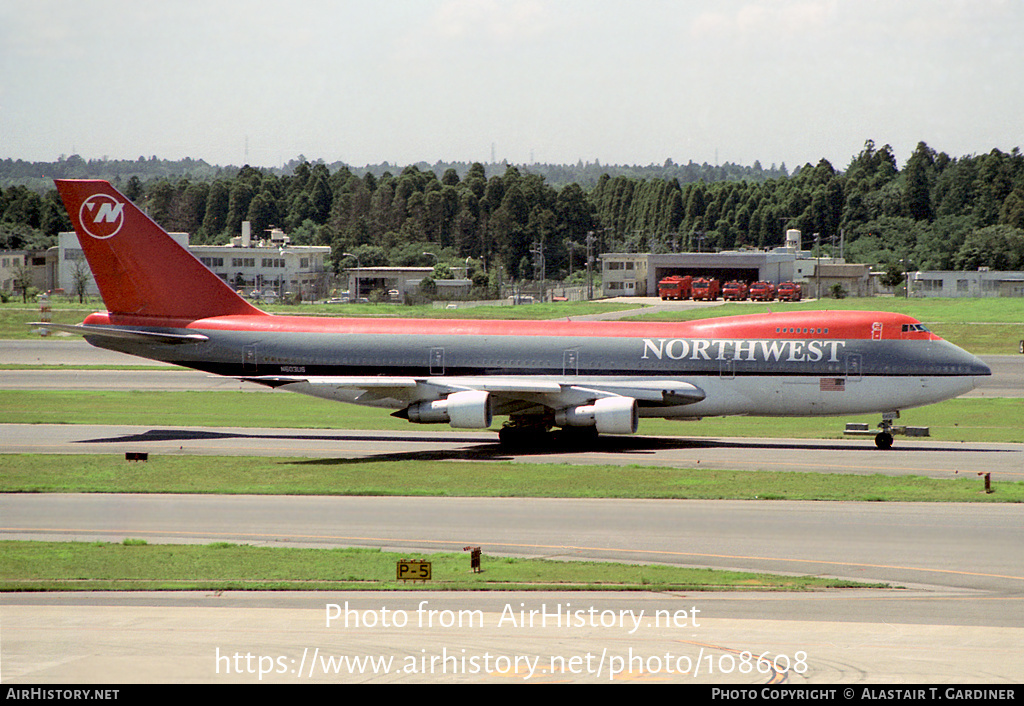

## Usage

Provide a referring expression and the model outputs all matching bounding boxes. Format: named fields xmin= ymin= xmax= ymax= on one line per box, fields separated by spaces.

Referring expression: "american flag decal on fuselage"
xmin=820 ymin=377 xmax=846 ymax=392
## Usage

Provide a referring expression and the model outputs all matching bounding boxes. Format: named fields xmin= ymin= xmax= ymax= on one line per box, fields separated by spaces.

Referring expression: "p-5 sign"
xmin=397 ymin=560 xmax=432 ymax=581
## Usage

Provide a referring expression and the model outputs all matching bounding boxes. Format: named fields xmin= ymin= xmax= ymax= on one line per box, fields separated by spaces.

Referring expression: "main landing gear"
xmin=497 ymin=422 xmax=544 ymax=448
xmin=497 ymin=417 xmax=600 ymax=448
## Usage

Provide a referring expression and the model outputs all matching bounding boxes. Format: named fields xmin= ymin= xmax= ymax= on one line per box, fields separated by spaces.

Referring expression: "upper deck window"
xmin=776 ymin=327 xmax=829 ymax=335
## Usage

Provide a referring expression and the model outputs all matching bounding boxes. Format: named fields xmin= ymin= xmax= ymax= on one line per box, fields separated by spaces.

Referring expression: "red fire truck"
xmin=749 ymin=281 xmax=776 ymax=301
xmin=691 ymin=277 xmax=720 ymax=301
xmin=722 ymin=280 xmax=749 ymax=301
xmin=657 ymin=275 xmax=692 ymax=300
xmin=777 ymin=281 xmax=803 ymax=301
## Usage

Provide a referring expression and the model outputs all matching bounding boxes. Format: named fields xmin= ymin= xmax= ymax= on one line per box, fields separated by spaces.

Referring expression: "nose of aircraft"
xmin=964 ymin=350 xmax=991 ymax=388
xmin=975 ymin=357 xmax=992 ymax=376
xmin=937 ymin=339 xmax=990 ymax=388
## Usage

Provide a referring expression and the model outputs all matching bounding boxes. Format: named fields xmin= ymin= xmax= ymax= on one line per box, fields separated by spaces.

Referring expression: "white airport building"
xmin=909 ymin=269 xmax=1024 ymax=298
xmin=50 ymin=223 xmax=332 ymax=302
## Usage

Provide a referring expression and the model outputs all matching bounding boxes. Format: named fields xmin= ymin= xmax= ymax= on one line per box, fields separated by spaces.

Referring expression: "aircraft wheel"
xmin=498 ymin=425 xmax=549 ymax=448
xmin=874 ymin=432 xmax=894 ymax=449
xmin=556 ymin=426 xmax=599 ymax=447
xmin=497 ymin=426 xmax=525 ymax=447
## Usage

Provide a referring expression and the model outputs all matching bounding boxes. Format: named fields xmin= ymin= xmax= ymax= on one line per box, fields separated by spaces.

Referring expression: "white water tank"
xmin=786 ymin=229 xmax=801 ymax=250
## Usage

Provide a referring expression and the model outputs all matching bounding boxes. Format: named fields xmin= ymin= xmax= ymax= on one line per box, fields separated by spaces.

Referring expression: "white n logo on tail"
xmin=79 ymin=194 xmax=126 ymax=239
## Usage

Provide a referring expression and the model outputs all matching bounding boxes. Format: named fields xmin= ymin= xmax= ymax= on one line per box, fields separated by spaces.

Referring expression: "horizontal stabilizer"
xmin=30 ymin=322 xmax=209 ymax=344
xmin=240 ymin=376 xmax=420 ymax=389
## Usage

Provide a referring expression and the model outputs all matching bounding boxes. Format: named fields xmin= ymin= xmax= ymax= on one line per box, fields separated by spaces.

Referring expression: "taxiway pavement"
xmin=4 ymin=423 xmax=1023 ymax=480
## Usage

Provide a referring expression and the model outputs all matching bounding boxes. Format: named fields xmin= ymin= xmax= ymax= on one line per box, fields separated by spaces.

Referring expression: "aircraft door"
xmin=243 ymin=344 xmax=258 ymax=374
xmin=563 ymin=349 xmax=579 ymax=376
xmin=429 ymin=347 xmax=445 ymax=375
xmin=845 ymin=353 xmax=862 ymax=382
xmin=719 ymin=347 xmax=736 ymax=379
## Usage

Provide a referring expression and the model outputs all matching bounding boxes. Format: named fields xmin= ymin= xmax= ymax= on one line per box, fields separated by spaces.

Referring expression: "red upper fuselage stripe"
xmin=83 ymin=310 xmax=942 ymax=342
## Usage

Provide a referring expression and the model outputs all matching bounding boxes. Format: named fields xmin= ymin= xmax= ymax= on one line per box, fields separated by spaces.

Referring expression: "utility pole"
xmin=530 ymin=241 xmax=546 ymax=303
xmin=586 ymin=231 xmax=596 ymax=300
xmin=814 ymin=233 xmax=821 ymax=300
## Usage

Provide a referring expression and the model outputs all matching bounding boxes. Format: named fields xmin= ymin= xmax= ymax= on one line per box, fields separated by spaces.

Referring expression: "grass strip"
xmin=0 ymin=540 xmax=875 ymax=592
xmin=2 ymin=454 xmax=1020 ymax=501
xmin=3 ymin=391 xmax=1021 ymax=443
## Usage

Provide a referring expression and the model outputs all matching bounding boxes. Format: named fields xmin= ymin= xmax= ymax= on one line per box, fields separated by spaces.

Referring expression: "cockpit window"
xmin=901 ymin=323 xmax=929 ymax=333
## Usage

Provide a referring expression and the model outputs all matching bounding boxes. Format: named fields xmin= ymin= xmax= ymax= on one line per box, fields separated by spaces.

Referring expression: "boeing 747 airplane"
xmin=44 ymin=179 xmax=990 ymax=448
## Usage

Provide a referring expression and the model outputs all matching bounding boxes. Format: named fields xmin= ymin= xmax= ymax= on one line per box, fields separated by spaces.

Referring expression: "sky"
xmin=2 ymin=0 xmax=1022 ymax=172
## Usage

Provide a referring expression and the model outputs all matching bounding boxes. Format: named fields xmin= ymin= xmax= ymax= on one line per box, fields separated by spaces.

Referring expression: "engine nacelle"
xmin=405 ymin=390 xmax=493 ymax=428
xmin=554 ymin=396 xmax=639 ymax=434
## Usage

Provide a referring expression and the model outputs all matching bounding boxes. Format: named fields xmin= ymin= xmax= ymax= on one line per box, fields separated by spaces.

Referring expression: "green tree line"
xmin=3 ymin=140 xmax=1023 ymax=282
xmin=590 ymin=141 xmax=1024 ymax=272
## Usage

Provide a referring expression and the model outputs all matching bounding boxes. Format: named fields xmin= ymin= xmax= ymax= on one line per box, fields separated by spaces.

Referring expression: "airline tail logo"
xmin=79 ymin=194 xmax=126 ymax=239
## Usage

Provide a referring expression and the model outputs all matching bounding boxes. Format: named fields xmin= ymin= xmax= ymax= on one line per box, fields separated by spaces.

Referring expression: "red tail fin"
xmin=55 ymin=179 xmax=264 ymax=320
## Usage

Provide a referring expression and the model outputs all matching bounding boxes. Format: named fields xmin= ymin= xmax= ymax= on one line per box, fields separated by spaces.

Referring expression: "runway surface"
xmin=4 ymin=493 xmax=1022 ymax=593
xmin=3 ymin=338 xmax=1023 ymax=683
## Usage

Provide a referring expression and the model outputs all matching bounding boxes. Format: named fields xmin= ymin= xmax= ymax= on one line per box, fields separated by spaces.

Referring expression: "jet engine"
xmin=405 ymin=390 xmax=493 ymax=428
xmin=554 ymin=396 xmax=639 ymax=434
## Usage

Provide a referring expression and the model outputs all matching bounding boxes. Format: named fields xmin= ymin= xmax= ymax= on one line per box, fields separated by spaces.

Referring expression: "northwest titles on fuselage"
xmin=641 ymin=337 xmax=847 ymax=364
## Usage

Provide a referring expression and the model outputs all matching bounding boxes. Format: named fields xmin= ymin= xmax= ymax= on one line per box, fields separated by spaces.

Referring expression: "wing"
xmin=241 ymin=374 xmax=704 ymax=404
xmin=241 ymin=375 xmax=706 ymax=429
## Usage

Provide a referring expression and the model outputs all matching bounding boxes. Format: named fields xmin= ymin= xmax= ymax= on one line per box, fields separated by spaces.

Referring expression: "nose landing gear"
xmin=843 ymin=411 xmax=930 ymax=449
xmin=875 ymin=428 xmax=894 ymax=450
